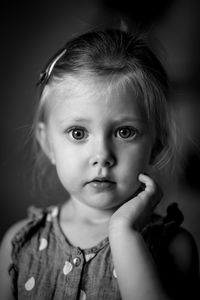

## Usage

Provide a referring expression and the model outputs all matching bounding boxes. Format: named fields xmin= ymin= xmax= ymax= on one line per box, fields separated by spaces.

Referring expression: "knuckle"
xmin=138 ymin=193 xmax=146 ymax=201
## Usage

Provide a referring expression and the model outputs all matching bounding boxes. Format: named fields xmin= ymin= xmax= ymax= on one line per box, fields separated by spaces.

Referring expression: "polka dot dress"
xmin=63 ymin=261 xmax=73 ymax=275
xmin=11 ymin=204 xmax=176 ymax=299
xmin=39 ymin=238 xmax=48 ymax=251
xmin=25 ymin=277 xmax=35 ymax=291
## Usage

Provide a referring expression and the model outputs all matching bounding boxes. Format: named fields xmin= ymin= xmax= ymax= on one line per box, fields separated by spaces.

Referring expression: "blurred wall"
xmin=0 ymin=0 xmax=106 ymax=237
xmin=1 ymin=0 xmax=200 ymax=265
xmin=104 ymin=0 xmax=200 ymax=267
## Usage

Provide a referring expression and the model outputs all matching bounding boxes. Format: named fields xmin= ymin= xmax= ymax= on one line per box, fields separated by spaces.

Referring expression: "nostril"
xmin=90 ymin=154 xmax=115 ymax=168
xmin=105 ymin=160 xmax=114 ymax=167
xmin=91 ymin=156 xmax=116 ymax=168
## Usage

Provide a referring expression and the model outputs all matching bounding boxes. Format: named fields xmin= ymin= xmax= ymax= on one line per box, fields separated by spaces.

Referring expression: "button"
xmin=73 ymin=257 xmax=81 ymax=266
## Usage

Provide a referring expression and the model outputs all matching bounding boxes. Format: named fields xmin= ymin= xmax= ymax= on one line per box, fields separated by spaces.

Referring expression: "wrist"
xmin=109 ymin=218 xmax=141 ymax=240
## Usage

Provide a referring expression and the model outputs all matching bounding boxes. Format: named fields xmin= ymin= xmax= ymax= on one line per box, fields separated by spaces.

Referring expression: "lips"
xmin=87 ymin=177 xmax=116 ymax=191
xmin=89 ymin=177 xmax=115 ymax=184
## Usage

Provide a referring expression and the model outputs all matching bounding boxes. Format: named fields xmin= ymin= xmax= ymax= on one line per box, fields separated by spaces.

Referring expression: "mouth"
xmin=86 ymin=177 xmax=116 ymax=191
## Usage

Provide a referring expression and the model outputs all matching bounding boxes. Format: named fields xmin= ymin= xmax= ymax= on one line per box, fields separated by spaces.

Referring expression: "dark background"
xmin=1 ymin=0 xmax=200 ymax=267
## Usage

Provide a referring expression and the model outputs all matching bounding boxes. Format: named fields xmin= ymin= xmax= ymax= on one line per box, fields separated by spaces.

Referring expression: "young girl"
xmin=0 ymin=28 xmax=199 ymax=300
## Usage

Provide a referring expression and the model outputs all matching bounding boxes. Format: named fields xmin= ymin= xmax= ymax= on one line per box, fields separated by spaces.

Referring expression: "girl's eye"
xmin=115 ymin=127 xmax=138 ymax=139
xmin=67 ymin=127 xmax=88 ymax=140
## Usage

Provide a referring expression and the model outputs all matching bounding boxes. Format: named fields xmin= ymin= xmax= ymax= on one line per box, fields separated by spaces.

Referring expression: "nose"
xmin=89 ymin=137 xmax=116 ymax=168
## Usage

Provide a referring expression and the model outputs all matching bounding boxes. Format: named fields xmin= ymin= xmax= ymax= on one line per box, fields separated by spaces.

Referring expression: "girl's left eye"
xmin=67 ymin=127 xmax=88 ymax=140
xmin=115 ymin=127 xmax=138 ymax=139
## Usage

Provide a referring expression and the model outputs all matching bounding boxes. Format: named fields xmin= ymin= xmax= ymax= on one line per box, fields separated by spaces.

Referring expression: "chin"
xmin=85 ymin=193 xmax=125 ymax=210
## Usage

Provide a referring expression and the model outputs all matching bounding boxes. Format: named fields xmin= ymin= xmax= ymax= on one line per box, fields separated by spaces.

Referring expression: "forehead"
xmin=44 ymin=75 xmax=146 ymax=122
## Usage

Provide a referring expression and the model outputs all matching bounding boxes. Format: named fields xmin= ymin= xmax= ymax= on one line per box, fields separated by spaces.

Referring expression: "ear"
xmin=36 ymin=122 xmax=56 ymax=165
xmin=149 ymin=139 xmax=164 ymax=165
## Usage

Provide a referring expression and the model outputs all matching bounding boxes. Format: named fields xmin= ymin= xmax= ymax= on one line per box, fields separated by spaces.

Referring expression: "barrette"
xmin=37 ymin=48 xmax=67 ymax=86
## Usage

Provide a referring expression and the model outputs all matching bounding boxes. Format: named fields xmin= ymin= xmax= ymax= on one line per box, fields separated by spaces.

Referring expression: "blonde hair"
xmin=32 ymin=29 xmax=177 ymax=193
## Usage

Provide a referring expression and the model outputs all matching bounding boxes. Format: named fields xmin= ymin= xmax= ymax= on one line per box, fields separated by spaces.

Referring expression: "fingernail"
xmin=138 ymin=173 xmax=147 ymax=179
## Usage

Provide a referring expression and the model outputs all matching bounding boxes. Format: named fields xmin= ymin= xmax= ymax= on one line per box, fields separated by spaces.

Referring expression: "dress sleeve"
xmin=142 ymin=202 xmax=184 ymax=260
xmin=8 ymin=206 xmax=47 ymax=298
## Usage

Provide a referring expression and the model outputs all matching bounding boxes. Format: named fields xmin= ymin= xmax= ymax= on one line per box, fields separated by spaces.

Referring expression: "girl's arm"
xmin=110 ymin=226 xmax=169 ymax=300
xmin=0 ymin=219 xmax=28 ymax=300
xmin=109 ymin=174 xmax=199 ymax=300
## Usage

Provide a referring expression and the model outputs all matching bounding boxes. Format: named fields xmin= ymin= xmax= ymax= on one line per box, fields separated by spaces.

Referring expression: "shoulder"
xmin=0 ymin=219 xmax=29 ymax=256
xmin=155 ymin=202 xmax=198 ymax=275
xmin=0 ymin=206 xmax=53 ymax=264
xmin=0 ymin=219 xmax=29 ymax=265
xmin=166 ymin=227 xmax=199 ymax=274
xmin=0 ymin=219 xmax=29 ymax=300
xmin=160 ymin=226 xmax=199 ymax=299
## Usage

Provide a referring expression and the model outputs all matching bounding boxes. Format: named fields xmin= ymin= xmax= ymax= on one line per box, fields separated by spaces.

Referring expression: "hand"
xmin=109 ymin=174 xmax=163 ymax=233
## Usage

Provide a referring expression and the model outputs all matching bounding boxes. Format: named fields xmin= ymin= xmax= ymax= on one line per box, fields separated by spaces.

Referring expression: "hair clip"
xmin=37 ymin=48 xmax=67 ymax=86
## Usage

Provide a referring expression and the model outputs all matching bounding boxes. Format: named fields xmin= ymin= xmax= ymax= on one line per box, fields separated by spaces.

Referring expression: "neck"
xmin=62 ymin=196 xmax=115 ymax=225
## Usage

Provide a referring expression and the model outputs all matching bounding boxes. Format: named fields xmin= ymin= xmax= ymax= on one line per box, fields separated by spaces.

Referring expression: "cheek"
xmin=118 ymin=146 xmax=152 ymax=195
xmin=55 ymin=160 xmax=79 ymax=193
xmin=119 ymin=144 xmax=152 ymax=176
xmin=53 ymin=146 xmax=85 ymax=184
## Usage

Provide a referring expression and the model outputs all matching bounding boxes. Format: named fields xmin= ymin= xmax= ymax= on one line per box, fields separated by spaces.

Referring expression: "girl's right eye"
xmin=66 ymin=127 xmax=88 ymax=141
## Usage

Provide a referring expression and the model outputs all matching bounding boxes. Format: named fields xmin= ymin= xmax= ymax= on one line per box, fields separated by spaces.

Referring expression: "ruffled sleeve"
xmin=8 ymin=206 xmax=47 ymax=299
xmin=142 ymin=202 xmax=184 ymax=260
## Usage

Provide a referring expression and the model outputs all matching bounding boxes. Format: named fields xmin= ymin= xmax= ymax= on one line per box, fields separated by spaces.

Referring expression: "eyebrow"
xmin=112 ymin=117 xmax=146 ymax=124
xmin=59 ymin=118 xmax=93 ymax=125
xmin=59 ymin=116 xmax=146 ymax=126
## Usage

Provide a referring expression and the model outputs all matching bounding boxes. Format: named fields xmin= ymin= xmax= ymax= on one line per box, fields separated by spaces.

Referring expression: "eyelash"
xmin=115 ymin=126 xmax=139 ymax=140
xmin=65 ymin=126 xmax=139 ymax=141
xmin=66 ymin=127 xmax=89 ymax=141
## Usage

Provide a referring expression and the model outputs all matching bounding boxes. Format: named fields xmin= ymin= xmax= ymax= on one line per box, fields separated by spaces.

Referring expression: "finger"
xmin=138 ymin=173 xmax=155 ymax=195
xmin=138 ymin=174 xmax=162 ymax=207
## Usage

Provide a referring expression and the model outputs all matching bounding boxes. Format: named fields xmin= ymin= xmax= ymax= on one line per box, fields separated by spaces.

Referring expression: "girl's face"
xmin=42 ymin=77 xmax=155 ymax=211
